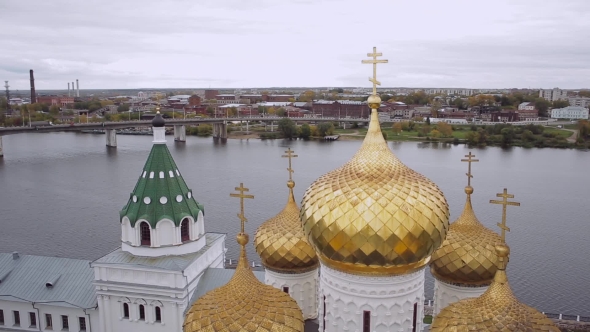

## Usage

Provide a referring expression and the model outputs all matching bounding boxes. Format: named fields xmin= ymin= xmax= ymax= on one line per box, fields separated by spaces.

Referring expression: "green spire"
xmin=120 ymin=144 xmax=203 ymax=228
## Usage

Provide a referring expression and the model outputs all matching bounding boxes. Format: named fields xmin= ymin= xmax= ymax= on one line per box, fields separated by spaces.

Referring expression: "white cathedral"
xmin=0 ymin=48 xmax=558 ymax=332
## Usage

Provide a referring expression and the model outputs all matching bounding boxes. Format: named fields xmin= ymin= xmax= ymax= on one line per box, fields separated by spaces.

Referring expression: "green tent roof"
xmin=120 ymin=144 xmax=203 ymax=228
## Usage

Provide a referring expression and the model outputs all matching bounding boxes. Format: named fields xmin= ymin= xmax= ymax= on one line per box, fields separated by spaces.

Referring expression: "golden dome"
xmin=254 ymin=179 xmax=319 ymax=273
xmin=430 ymin=186 xmax=503 ymax=285
xmin=184 ymin=183 xmax=304 ymax=332
xmin=184 ymin=234 xmax=304 ymax=332
xmin=431 ymin=244 xmax=559 ymax=331
xmin=300 ymin=109 xmax=450 ymax=275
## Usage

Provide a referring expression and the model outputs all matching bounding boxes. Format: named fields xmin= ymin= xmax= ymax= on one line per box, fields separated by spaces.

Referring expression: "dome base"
xmin=319 ymin=263 xmax=426 ymax=332
xmin=318 ymin=253 xmax=431 ymax=276
xmin=433 ymin=278 xmax=488 ymax=316
xmin=266 ymin=268 xmax=319 ymax=320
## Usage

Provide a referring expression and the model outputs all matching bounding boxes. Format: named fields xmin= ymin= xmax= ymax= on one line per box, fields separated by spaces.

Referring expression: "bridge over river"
xmin=0 ymin=116 xmax=372 ymax=157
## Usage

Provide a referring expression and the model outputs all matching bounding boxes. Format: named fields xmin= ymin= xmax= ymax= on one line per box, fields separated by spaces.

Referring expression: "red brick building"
xmin=311 ymin=100 xmax=370 ymax=118
xmin=188 ymin=95 xmax=201 ymax=106
xmin=205 ymin=90 xmax=219 ymax=100
xmin=517 ymin=109 xmax=539 ymax=121
xmin=263 ymin=94 xmax=294 ymax=102
xmin=37 ymin=95 xmax=74 ymax=107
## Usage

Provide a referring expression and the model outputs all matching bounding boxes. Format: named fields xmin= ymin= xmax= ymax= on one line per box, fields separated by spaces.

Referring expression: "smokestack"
xmin=68 ymin=82 xmax=70 ymax=97
xmin=72 ymin=82 xmax=75 ymax=96
xmin=29 ymin=70 xmax=36 ymax=104
xmin=76 ymin=79 xmax=79 ymax=97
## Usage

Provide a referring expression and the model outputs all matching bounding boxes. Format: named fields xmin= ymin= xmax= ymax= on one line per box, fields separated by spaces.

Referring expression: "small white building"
xmin=569 ymin=97 xmax=590 ymax=108
xmin=518 ymin=102 xmax=535 ymax=111
xmin=551 ymin=106 xmax=589 ymax=120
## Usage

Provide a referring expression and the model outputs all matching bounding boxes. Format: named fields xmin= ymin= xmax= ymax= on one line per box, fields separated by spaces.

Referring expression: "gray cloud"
xmin=1 ymin=0 xmax=588 ymax=90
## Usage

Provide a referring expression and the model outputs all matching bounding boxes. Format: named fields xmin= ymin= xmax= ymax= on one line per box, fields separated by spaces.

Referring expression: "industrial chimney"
xmin=76 ymin=79 xmax=79 ymax=97
xmin=68 ymin=82 xmax=70 ymax=97
xmin=29 ymin=70 xmax=36 ymax=104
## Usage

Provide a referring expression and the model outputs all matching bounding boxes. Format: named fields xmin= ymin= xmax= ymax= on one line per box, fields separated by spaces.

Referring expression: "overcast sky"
xmin=1 ymin=0 xmax=589 ymax=90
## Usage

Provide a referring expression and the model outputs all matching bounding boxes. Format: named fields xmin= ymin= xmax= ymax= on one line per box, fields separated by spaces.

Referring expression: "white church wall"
xmin=121 ymin=217 xmax=133 ymax=244
xmin=265 ymin=268 xmax=318 ymax=320
xmin=0 ymin=300 xmax=92 ymax=332
xmin=319 ymin=265 xmax=426 ymax=332
xmin=433 ymin=279 xmax=488 ymax=316
xmin=155 ymin=219 xmax=175 ymax=246
xmin=121 ymin=233 xmax=206 ymax=257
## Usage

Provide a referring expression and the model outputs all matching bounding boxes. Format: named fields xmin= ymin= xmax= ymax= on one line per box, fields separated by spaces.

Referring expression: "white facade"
xmin=432 ymin=279 xmax=488 ymax=316
xmin=319 ymin=265 xmax=425 ymax=332
xmin=539 ymin=88 xmax=568 ymax=101
xmin=265 ymin=268 xmax=319 ymax=320
xmin=0 ymin=300 xmax=98 ymax=332
xmin=518 ymin=102 xmax=535 ymax=111
xmin=551 ymin=106 xmax=589 ymax=119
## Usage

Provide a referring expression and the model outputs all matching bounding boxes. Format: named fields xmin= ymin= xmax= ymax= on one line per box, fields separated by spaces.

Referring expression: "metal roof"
xmin=92 ymin=233 xmax=224 ymax=271
xmin=0 ymin=253 xmax=96 ymax=309
xmin=188 ymin=267 xmax=265 ymax=309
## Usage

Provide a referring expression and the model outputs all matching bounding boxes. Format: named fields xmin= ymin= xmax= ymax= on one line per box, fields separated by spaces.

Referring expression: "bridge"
xmin=0 ymin=116 xmax=371 ymax=157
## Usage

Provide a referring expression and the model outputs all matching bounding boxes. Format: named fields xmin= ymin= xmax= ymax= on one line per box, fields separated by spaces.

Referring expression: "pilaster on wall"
xmin=432 ymin=279 xmax=488 ymax=316
xmin=265 ymin=268 xmax=319 ymax=320
xmin=319 ymin=264 xmax=426 ymax=332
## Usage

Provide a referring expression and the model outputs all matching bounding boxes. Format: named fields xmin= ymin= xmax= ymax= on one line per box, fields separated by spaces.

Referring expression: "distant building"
xmin=424 ymin=88 xmax=476 ymax=96
xmin=311 ymin=100 xmax=370 ymax=118
xmin=518 ymin=102 xmax=535 ymax=111
xmin=37 ymin=95 xmax=74 ymax=107
xmin=517 ymin=109 xmax=539 ymax=121
xmin=263 ymin=94 xmax=294 ymax=102
xmin=568 ymin=97 xmax=590 ymax=108
xmin=539 ymin=88 xmax=568 ymax=101
xmin=204 ymin=89 xmax=219 ymax=100
xmin=551 ymin=106 xmax=589 ymax=120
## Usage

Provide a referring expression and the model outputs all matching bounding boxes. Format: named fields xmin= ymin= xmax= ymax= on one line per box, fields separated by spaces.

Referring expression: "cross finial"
xmin=361 ymin=47 xmax=388 ymax=95
xmin=490 ymin=188 xmax=521 ymax=242
xmin=282 ymin=148 xmax=298 ymax=181
xmin=461 ymin=152 xmax=479 ymax=187
xmin=230 ymin=183 xmax=254 ymax=234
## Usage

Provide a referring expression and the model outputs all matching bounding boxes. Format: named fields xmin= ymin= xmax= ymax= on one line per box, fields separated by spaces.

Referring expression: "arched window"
xmin=180 ymin=218 xmax=190 ymax=242
xmin=140 ymin=222 xmax=151 ymax=246
xmin=123 ymin=303 xmax=129 ymax=319
xmin=155 ymin=307 xmax=161 ymax=322
xmin=139 ymin=305 xmax=145 ymax=321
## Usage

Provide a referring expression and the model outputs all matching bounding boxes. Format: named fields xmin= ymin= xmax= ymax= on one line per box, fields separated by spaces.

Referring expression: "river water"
xmin=0 ymin=132 xmax=588 ymax=315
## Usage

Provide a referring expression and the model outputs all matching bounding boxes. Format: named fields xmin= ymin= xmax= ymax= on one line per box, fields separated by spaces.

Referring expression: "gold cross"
xmin=282 ymin=148 xmax=298 ymax=181
xmin=230 ymin=183 xmax=254 ymax=234
xmin=361 ymin=47 xmax=388 ymax=95
xmin=461 ymin=152 xmax=479 ymax=187
xmin=490 ymin=188 xmax=520 ymax=242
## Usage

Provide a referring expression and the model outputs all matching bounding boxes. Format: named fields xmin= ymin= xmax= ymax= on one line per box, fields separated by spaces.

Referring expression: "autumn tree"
xmin=49 ymin=105 xmax=60 ymax=116
xmin=430 ymin=100 xmax=442 ymax=118
xmin=436 ymin=122 xmax=453 ymax=137
xmin=552 ymin=100 xmax=570 ymax=109
xmin=317 ymin=122 xmax=335 ymax=137
xmin=430 ymin=129 xmax=441 ymax=138
xmin=298 ymin=90 xmax=316 ymax=102
xmin=278 ymin=118 xmax=297 ymax=139
xmin=392 ymin=122 xmax=402 ymax=135
xmin=468 ymin=95 xmax=497 ymax=107
xmin=299 ymin=123 xmax=311 ymax=139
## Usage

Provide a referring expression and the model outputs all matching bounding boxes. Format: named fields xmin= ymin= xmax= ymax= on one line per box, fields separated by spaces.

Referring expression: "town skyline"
xmin=1 ymin=0 xmax=589 ymax=90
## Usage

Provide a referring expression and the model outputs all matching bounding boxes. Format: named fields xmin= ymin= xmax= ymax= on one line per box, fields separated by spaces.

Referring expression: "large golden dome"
xmin=430 ymin=185 xmax=503 ymax=285
xmin=300 ymin=109 xmax=450 ymax=275
xmin=255 ymin=179 xmax=319 ymax=273
xmin=431 ymin=244 xmax=559 ymax=332
xmin=184 ymin=233 xmax=304 ymax=332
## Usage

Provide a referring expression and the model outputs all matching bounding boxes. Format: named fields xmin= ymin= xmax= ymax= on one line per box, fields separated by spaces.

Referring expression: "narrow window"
xmin=45 ymin=314 xmax=52 ymax=329
xmin=0 ymin=310 xmax=4 ymax=325
xmin=140 ymin=222 xmax=151 ymax=246
xmin=282 ymin=286 xmax=289 ymax=294
xmin=412 ymin=302 xmax=418 ymax=332
xmin=13 ymin=311 xmax=20 ymax=326
xmin=29 ymin=312 xmax=36 ymax=327
xmin=181 ymin=218 xmax=190 ymax=242
xmin=363 ymin=311 xmax=370 ymax=332
xmin=79 ymin=317 xmax=86 ymax=331
xmin=155 ymin=307 xmax=161 ymax=323
xmin=139 ymin=305 xmax=145 ymax=320
xmin=61 ymin=315 xmax=69 ymax=331
xmin=123 ymin=303 xmax=129 ymax=319
xmin=322 ymin=296 xmax=326 ymax=332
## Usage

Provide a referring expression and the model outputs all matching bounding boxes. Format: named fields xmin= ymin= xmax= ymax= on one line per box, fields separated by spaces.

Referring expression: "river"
xmin=0 ymin=132 xmax=588 ymax=315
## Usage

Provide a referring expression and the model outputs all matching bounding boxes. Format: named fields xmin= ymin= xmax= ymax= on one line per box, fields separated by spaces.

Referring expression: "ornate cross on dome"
xmin=230 ymin=183 xmax=254 ymax=234
xmin=490 ymin=188 xmax=521 ymax=241
xmin=361 ymin=46 xmax=388 ymax=95
xmin=282 ymin=148 xmax=298 ymax=181
xmin=461 ymin=152 xmax=479 ymax=187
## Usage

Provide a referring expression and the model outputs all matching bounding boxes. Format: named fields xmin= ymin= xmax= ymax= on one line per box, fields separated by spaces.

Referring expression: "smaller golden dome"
xmin=431 ymin=244 xmax=559 ymax=331
xmin=254 ymin=152 xmax=318 ymax=273
xmin=430 ymin=186 xmax=503 ymax=285
xmin=184 ymin=183 xmax=304 ymax=332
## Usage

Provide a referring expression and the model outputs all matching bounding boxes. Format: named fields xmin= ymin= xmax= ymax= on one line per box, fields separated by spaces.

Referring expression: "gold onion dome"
xmin=254 ymin=152 xmax=318 ymax=272
xmin=300 ymin=108 xmax=450 ymax=275
xmin=430 ymin=184 xmax=503 ymax=285
xmin=431 ymin=244 xmax=559 ymax=331
xmin=184 ymin=184 xmax=304 ymax=332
